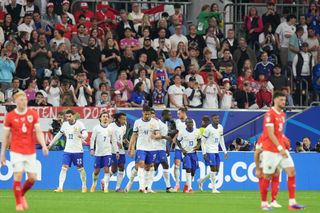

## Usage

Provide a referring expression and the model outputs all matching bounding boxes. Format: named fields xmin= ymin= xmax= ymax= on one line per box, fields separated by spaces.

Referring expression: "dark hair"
xmin=143 ymin=105 xmax=152 ymax=112
xmin=296 ymin=26 xmax=304 ymax=33
xmin=57 ymin=111 xmax=65 ymax=116
xmin=35 ymin=92 xmax=43 ymax=97
xmin=212 ymin=114 xmax=219 ymax=118
xmin=161 ymin=109 xmax=171 ymax=117
xmin=273 ymin=91 xmax=285 ymax=100
xmin=201 ymin=115 xmax=210 ymax=122
xmin=99 ymin=82 xmax=107 ymax=89
xmin=174 ymin=3 xmax=181 ymax=9
xmin=134 ymin=82 xmax=144 ymax=93
xmin=101 ymin=92 xmax=108 ymax=96
xmin=113 ymin=112 xmax=126 ymax=122
xmin=286 ymin=14 xmax=297 ymax=22
xmin=65 ymin=109 xmax=75 ymax=115
xmin=77 ymin=24 xmax=85 ymax=29
xmin=178 ymin=107 xmax=188 ymax=113
xmin=78 ymin=14 xmax=86 ymax=20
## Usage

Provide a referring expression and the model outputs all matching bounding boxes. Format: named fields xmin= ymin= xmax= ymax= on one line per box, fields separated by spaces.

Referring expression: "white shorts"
xmin=10 ymin=152 xmax=37 ymax=173
xmin=262 ymin=150 xmax=294 ymax=174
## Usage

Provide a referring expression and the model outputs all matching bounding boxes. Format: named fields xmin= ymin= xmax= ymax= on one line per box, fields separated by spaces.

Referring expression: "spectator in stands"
xmin=138 ymin=15 xmax=152 ymax=38
xmin=114 ymin=71 xmax=134 ymax=103
xmin=185 ymin=64 xmax=204 ymax=87
xmin=222 ymin=62 xmax=237 ymax=90
xmin=275 ymin=14 xmax=296 ymax=67
xmin=90 ymin=28 xmax=104 ymax=50
xmin=153 ymin=58 xmax=169 ymax=89
xmin=177 ymin=41 xmax=189 ymax=67
xmin=101 ymin=38 xmax=121 ymax=87
xmin=96 ymin=91 xmax=110 ymax=107
xmin=71 ymin=24 xmax=89 ymax=48
xmin=262 ymin=1 xmax=280 ymax=34
xmin=93 ymin=70 xmax=111 ymax=92
xmin=186 ymin=47 xmax=200 ymax=71
xmin=28 ymin=91 xmax=52 ymax=106
xmin=0 ymin=49 xmax=16 ymax=92
xmin=185 ymin=76 xmax=204 ymax=108
xmin=5 ymin=0 xmax=24 ymax=25
xmin=169 ymin=24 xmax=188 ymax=50
xmin=243 ymin=7 xmax=263 ymax=49
xmin=30 ymin=33 xmax=52 ymax=79
xmin=299 ymin=15 xmax=308 ymax=42
xmin=95 ymin=82 xmax=110 ymax=105
xmin=24 ymin=78 xmax=37 ymax=101
xmin=118 ymin=10 xmax=136 ymax=40
xmin=269 ymin=64 xmax=289 ymax=91
xmin=199 ymin=47 xmax=222 ymax=84
xmin=5 ymin=78 xmax=21 ymax=102
xmin=220 ymin=79 xmax=233 ymax=109
xmin=119 ymin=47 xmax=136 ymax=79
xmin=165 ymin=49 xmax=185 ymax=79
xmin=210 ymin=3 xmax=224 ymax=28
xmin=96 ymin=1 xmax=116 ymax=31
xmin=59 ymin=0 xmax=75 ymax=25
xmin=15 ymin=50 xmax=33 ymax=89
xmin=74 ymin=2 xmax=94 ymax=23
xmin=218 ymin=49 xmax=236 ymax=74
xmin=259 ymin=23 xmax=276 ymax=54
xmin=133 ymin=53 xmax=151 ymax=78
xmin=0 ymin=4 xmax=6 ymax=25
xmin=74 ymin=72 xmax=93 ymax=106
xmin=130 ymin=82 xmax=147 ymax=107
xmin=154 ymin=18 xmax=170 ymax=39
xmin=61 ymin=60 xmax=81 ymax=85
xmin=254 ymin=51 xmax=274 ymax=79
xmin=233 ymin=38 xmax=257 ymax=74
xmin=82 ymin=37 xmax=102 ymax=83
xmin=169 ymin=15 xmax=187 ymax=36
xmin=2 ymin=14 xmax=18 ymax=41
xmin=32 ymin=11 xmax=50 ymax=38
xmin=234 ymin=81 xmax=258 ymax=109
xmin=49 ymin=29 xmax=71 ymax=51
xmin=152 ymin=79 xmax=167 ymax=108
xmin=282 ymin=87 xmax=294 ymax=107
xmin=187 ymin=24 xmax=206 ymax=56
xmin=168 ymin=74 xmax=187 ymax=108
xmin=42 ymin=2 xmax=59 ymax=30
xmin=136 ymin=37 xmax=158 ymax=67
xmin=44 ymin=76 xmax=60 ymax=106
xmin=128 ymin=3 xmax=144 ymax=33
xmin=306 ymin=27 xmax=319 ymax=63
xmin=204 ymin=26 xmax=220 ymax=62
xmin=306 ymin=2 xmax=320 ymax=35
xmin=288 ymin=26 xmax=304 ymax=64
xmin=153 ymin=28 xmax=171 ymax=55
xmin=68 ymin=44 xmax=84 ymax=62
xmin=55 ymin=12 xmax=73 ymax=40
xmin=222 ymin=29 xmax=238 ymax=55
xmin=134 ymin=68 xmax=152 ymax=95
xmin=202 ymin=73 xmax=220 ymax=109
xmin=171 ymin=3 xmax=183 ymax=25
xmin=0 ymin=84 xmax=4 ymax=103
xmin=120 ymin=28 xmax=140 ymax=52
xmin=256 ymin=82 xmax=272 ymax=108
xmin=138 ymin=26 xmax=152 ymax=47
xmin=17 ymin=13 xmax=33 ymax=40
xmin=207 ymin=16 xmax=224 ymax=40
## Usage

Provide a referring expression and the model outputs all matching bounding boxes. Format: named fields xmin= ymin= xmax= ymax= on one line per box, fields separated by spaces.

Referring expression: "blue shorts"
xmin=174 ymin=149 xmax=183 ymax=161
xmin=94 ymin=155 xmax=112 ymax=169
xmin=135 ymin=150 xmax=157 ymax=165
xmin=62 ymin=152 xmax=83 ymax=167
xmin=155 ymin=150 xmax=168 ymax=165
xmin=111 ymin=154 xmax=126 ymax=166
xmin=183 ymin=152 xmax=199 ymax=171
xmin=206 ymin=153 xmax=220 ymax=167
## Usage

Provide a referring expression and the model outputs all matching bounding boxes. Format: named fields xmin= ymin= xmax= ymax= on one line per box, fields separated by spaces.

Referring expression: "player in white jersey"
xmin=128 ymin=106 xmax=161 ymax=193
xmin=48 ymin=110 xmax=88 ymax=193
xmin=109 ymin=113 xmax=127 ymax=192
xmin=173 ymin=107 xmax=196 ymax=192
xmin=197 ymin=114 xmax=227 ymax=193
xmin=176 ymin=118 xmax=201 ymax=193
xmin=89 ymin=111 xmax=112 ymax=193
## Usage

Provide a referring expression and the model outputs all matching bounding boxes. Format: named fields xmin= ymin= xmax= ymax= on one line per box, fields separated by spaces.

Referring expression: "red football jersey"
xmin=4 ymin=109 xmax=39 ymax=154
xmin=259 ymin=107 xmax=286 ymax=153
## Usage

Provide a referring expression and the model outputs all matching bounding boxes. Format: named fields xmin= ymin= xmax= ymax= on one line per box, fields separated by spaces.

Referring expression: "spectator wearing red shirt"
xmin=243 ymin=7 xmax=264 ymax=49
xmin=237 ymin=68 xmax=256 ymax=91
xmin=72 ymin=15 xmax=92 ymax=35
xmin=0 ymin=4 xmax=6 ymax=25
xmin=89 ymin=18 xmax=105 ymax=41
xmin=199 ymin=48 xmax=222 ymax=84
xmin=256 ymin=82 xmax=272 ymax=108
xmin=55 ymin=13 xmax=74 ymax=40
xmin=74 ymin=2 xmax=94 ymax=24
xmin=96 ymin=1 xmax=116 ymax=31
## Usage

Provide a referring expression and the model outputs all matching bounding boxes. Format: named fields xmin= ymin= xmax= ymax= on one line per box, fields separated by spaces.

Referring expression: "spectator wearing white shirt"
xmin=46 ymin=76 xmax=61 ymax=106
xmin=169 ymin=24 xmax=188 ymax=51
xmin=134 ymin=68 xmax=152 ymax=95
xmin=128 ymin=3 xmax=144 ymax=33
xmin=202 ymin=73 xmax=221 ymax=109
xmin=185 ymin=76 xmax=205 ymax=108
xmin=153 ymin=28 xmax=171 ymax=54
xmin=75 ymin=72 xmax=93 ymax=106
xmin=184 ymin=64 xmax=204 ymax=87
xmin=17 ymin=13 xmax=33 ymax=40
xmin=168 ymin=75 xmax=187 ymax=108
xmin=305 ymin=27 xmax=319 ymax=64
xmin=275 ymin=14 xmax=296 ymax=67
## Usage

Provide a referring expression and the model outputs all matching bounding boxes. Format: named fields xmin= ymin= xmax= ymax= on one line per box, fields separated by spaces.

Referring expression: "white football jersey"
xmin=90 ymin=124 xmax=112 ymax=156
xmin=153 ymin=119 xmax=168 ymax=151
xmin=175 ymin=118 xmax=196 ymax=150
xmin=202 ymin=124 xmax=227 ymax=154
xmin=109 ymin=122 xmax=127 ymax=154
xmin=133 ymin=118 xmax=160 ymax=151
xmin=60 ymin=120 xmax=87 ymax=153
xmin=177 ymin=128 xmax=201 ymax=153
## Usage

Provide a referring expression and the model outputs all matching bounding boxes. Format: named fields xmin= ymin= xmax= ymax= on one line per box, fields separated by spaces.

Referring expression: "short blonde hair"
xmin=13 ymin=91 xmax=27 ymax=100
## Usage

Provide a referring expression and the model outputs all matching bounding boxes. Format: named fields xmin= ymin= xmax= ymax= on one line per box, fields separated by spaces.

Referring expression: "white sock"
xmin=116 ymin=171 xmax=124 ymax=190
xmin=104 ymin=173 xmax=110 ymax=190
xmin=261 ymin=201 xmax=268 ymax=206
xmin=78 ymin=167 xmax=87 ymax=188
xmin=92 ymin=172 xmax=98 ymax=186
xmin=289 ymin=199 xmax=297 ymax=205
xmin=138 ymin=167 xmax=145 ymax=190
xmin=58 ymin=167 xmax=67 ymax=189
xmin=174 ymin=165 xmax=180 ymax=186
xmin=145 ymin=170 xmax=151 ymax=189
xmin=147 ymin=168 xmax=155 ymax=190
xmin=199 ymin=173 xmax=210 ymax=183
xmin=186 ymin=173 xmax=191 ymax=189
xmin=210 ymin=171 xmax=217 ymax=190
xmin=163 ymin=169 xmax=171 ymax=188
xmin=110 ymin=170 xmax=114 ymax=176
xmin=129 ymin=168 xmax=138 ymax=184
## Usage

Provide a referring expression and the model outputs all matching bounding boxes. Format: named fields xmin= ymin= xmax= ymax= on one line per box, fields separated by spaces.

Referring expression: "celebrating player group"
xmin=0 ymin=91 xmax=305 ymax=211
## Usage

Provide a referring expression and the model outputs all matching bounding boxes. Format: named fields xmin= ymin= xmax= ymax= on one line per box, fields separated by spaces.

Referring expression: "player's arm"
xmin=0 ymin=127 xmax=11 ymax=165
xmin=128 ymin=132 xmax=137 ymax=157
xmin=151 ymin=130 xmax=161 ymax=140
xmin=219 ymin=129 xmax=228 ymax=160
xmin=48 ymin=130 xmax=64 ymax=149
xmin=35 ymin=124 xmax=49 ymax=156
xmin=254 ymin=146 xmax=262 ymax=178
xmin=176 ymin=133 xmax=186 ymax=154
xmin=111 ymin=128 xmax=121 ymax=158
xmin=79 ymin=122 xmax=88 ymax=140
xmin=267 ymin=125 xmax=288 ymax=158
xmin=89 ymin=127 xmax=97 ymax=156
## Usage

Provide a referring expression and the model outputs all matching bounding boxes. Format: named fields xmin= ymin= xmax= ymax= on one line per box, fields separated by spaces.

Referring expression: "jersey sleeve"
xmin=59 ymin=122 xmax=66 ymax=134
xmin=133 ymin=120 xmax=138 ymax=133
xmin=202 ymin=127 xmax=210 ymax=139
xmin=3 ymin=113 xmax=12 ymax=129
xmin=196 ymin=129 xmax=201 ymax=140
xmin=264 ymin=111 xmax=275 ymax=127
xmin=177 ymin=131 xmax=183 ymax=142
xmin=79 ymin=121 xmax=87 ymax=133
xmin=90 ymin=126 xmax=97 ymax=150
xmin=153 ymin=119 xmax=160 ymax=132
xmin=32 ymin=110 xmax=39 ymax=126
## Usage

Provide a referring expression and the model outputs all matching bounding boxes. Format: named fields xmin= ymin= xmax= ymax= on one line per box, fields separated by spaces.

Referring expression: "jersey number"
xmin=22 ymin=123 xmax=27 ymax=133
xmin=68 ymin=134 xmax=74 ymax=139
xmin=103 ymin=136 xmax=107 ymax=142
xmin=143 ymin=130 xmax=149 ymax=135
xmin=279 ymin=123 xmax=283 ymax=132
xmin=189 ymin=141 xmax=194 ymax=146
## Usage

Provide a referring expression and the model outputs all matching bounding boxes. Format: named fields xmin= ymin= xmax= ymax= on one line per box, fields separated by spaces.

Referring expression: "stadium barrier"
xmin=1 ymin=151 xmax=319 ymax=190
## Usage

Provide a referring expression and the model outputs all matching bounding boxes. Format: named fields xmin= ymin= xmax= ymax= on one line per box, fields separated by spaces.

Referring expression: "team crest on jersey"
xmin=266 ymin=116 xmax=271 ymax=123
xmin=27 ymin=115 xmax=33 ymax=123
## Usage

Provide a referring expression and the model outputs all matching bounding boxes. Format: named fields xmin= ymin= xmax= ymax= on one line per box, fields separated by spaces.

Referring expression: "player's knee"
xmin=118 ymin=165 xmax=125 ymax=171
xmin=162 ymin=163 xmax=169 ymax=169
xmin=286 ymin=168 xmax=296 ymax=177
xmin=13 ymin=172 xmax=23 ymax=181
xmin=186 ymin=169 xmax=191 ymax=173
xmin=145 ymin=164 xmax=150 ymax=171
xmin=174 ymin=160 xmax=180 ymax=166
xmin=62 ymin=165 xmax=69 ymax=170
xmin=28 ymin=173 xmax=37 ymax=183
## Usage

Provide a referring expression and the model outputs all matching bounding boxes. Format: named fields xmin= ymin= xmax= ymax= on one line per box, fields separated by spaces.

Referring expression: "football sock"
xmin=199 ymin=173 xmax=210 ymax=183
xmin=22 ymin=179 xmax=35 ymax=196
xmin=129 ymin=168 xmax=137 ymax=184
xmin=104 ymin=173 xmax=110 ymax=190
xmin=186 ymin=173 xmax=191 ymax=189
xmin=210 ymin=172 xmax=217 ymax=190
xmin=163 ymin=169 xmax=171 ymax=188
xmin=92 ymin=172 xmax=98 ymax=186
xmin=271 ymin=175 xmax=280 ymax=201
xmin=116 ymin=171 xmax=124 ymax=189
xmin=78 ymin=167 xmax=87 ymax=188
xmin=174 ymin=165 xmax=180 ymax=186
xmin=58 ymin=167 xmax=68 ymax=189
xmin=288 ymin=176 xmax=296 ymax=205
xmin=138 ymin=167 xmax=145 ymax=190
xmin=260 ymin=177 xmax=270 ymax=202
xmin=147 ymin=167 xmax=155 ymax=190
xmin=13 ymin=181 xmax=22 ymax=205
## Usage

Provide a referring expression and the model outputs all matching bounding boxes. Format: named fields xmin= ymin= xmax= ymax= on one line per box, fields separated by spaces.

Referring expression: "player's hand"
xmin=117 ymin=142 xmax=123 ymax=149
xmin=256 ymin=168 xmax=262 ymax=178
xmin=0 ymin=155 xmax=6 ymax=166
xmin=42 ymin=146 xmax=49 ymax=156
xmin=150 ymin=133 xmax=157 ymax=140
xmin=128 ymin=149 xmax=135 ymax=158
xmin=116 ymin=153 xmax=120 ymax=160
xmin=123 ymin=139 xmax=129 ymax=145
xmin=90 ymin=150 xmax=94 ymax=156
xmin=224 ymin=153 xmax=228 ymax=160
xmin=280 ymin=149 xmax=288 ymax=158
xmin=182 ymin=149 xmax=187 ymax=156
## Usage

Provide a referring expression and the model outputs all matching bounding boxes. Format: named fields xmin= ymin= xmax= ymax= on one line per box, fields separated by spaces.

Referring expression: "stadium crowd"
xmin=0 ymin=0 xmax=319 ymax=109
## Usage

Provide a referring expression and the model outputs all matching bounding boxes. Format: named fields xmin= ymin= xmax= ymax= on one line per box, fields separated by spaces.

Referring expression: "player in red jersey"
xmin=258 ymin=91 xmax=305 ymax=210
xmin=0 ymin=91 xmax=49 ymax=211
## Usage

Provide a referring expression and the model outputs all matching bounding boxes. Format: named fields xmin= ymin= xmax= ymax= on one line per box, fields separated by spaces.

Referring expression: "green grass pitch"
xmin=0 ymin=190 xmax=319 ymax=213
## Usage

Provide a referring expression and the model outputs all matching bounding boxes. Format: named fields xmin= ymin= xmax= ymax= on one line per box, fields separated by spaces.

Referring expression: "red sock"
xmin=259 ymin=177 xmax=270 ymax=202
xmin=13 ymin=181 xmax=22 ymax=205
xmin=271 ymin=175 xmax=280 ymax=201
xmin=22 ymin=179 xmax=35 ymax=196
xmin=287 ymin=176 xmax=296 ymax=199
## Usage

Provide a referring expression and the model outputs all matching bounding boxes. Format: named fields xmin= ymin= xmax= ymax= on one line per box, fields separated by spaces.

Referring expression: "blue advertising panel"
xmin=1 ymin=151 xmax=319 ymax=190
